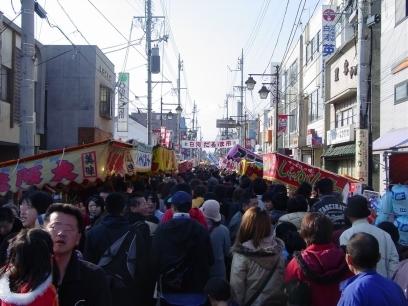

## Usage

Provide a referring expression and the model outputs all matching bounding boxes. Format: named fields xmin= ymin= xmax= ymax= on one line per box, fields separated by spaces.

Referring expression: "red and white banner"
xmin=181 ymin=139 xmax=238 ymax=149
xmin=278 ymin=115 xmax=288 ymax=135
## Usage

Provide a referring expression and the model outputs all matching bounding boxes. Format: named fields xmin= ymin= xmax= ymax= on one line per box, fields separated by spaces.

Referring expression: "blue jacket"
xmin=338 ymin=271 xmax=408 ymax=306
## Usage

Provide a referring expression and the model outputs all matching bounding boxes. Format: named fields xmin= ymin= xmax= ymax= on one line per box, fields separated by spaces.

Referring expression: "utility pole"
xmin=20 ymin=0 xmax=36 ymax=157
xmin=274 ymin=65 xmax=280 ymax=152
xmin=191 ymin=101 xmax=196 ymax=159
xmin=177 ymin=54 xmax=183 ymax=153
xmin=356 ymin=0 xmax=370 ymax=184
xmin=146 ymin=0 xmax=152 ymax=145
xmin=239 ymin=48 xmax=244 ymax=146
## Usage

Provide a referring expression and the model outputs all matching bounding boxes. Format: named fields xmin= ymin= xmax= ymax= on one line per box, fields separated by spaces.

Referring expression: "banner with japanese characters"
xmin=130 ymin=144 xmax=153 ymax=173
xmin=0 ymin=142 xmax=111 ymax=194
xmin=322 ymin=5 xmax=337 ymax=59
xmin=116 ymin=73 xmax=129 ymax=132
xmin=181 ymin=139 xmax=239 ymax=149
xmin=278 ymin=115 xmax=288 ymax=135
xmin=263 ymin=153 xmax=358 ymax=192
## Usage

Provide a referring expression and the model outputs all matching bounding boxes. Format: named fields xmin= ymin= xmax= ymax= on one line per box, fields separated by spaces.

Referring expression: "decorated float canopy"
xmin=0 ymin=140 xmax=176 ymax=194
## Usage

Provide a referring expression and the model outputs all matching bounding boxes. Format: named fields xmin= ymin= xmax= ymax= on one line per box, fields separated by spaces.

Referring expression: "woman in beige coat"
xmin=230 ymin=207 xmax=286 ymax=306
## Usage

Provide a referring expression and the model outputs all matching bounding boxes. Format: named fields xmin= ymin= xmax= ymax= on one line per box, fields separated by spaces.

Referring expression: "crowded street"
xmin=1 ymin=0 xmax=408 ymax=305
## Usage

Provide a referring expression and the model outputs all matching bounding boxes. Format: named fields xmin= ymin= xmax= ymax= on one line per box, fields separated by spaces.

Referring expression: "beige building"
xmin=0 ymin=14 xmax=46 ymax=161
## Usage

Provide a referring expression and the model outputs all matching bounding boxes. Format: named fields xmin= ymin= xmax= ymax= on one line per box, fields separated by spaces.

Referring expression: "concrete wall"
xmin=379 ymin=0 xmax=408 ymax=190
xmin=45 ymin=45 xmax=114 ymax=149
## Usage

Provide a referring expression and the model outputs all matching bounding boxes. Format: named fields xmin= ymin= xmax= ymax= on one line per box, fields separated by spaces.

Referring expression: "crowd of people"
xmin=0 ymin=168 xmax=407 ymax=306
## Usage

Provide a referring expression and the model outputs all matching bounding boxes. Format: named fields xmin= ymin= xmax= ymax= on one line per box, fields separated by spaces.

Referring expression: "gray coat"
xmin=209 ymin=224 xmax=231 ymax=279
xmin=230 ymin=236 xmax=286 ymax=306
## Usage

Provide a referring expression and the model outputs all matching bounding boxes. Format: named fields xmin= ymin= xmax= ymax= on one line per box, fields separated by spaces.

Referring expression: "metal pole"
xmin=240 ymin=48 xmax=244 ymax=145
xmin=146 ymin=0 xmax=152 ymax=145
xmin=274 ymin=65 xmax=280 ymax=152
xmin=160 ymin=97 xmax=163 ymax=126
xmin=177 ymin=54 xmax=181 ymax=153
xmin=20 ymin=0 xmax=36 ymax=157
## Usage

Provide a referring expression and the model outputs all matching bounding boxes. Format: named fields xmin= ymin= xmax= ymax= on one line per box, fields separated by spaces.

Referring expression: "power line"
xmin=280 ymin=0 xmax=307 ymax=66
xmin=56 ymin=0 xmax=91 ymax=45
xmin=263 ymin=0 xmax=290 ymax=74
xmin=282 ymin=0 xmax=322 ymax=68
xmin=86 ymin=0 xmax=147 ymax=60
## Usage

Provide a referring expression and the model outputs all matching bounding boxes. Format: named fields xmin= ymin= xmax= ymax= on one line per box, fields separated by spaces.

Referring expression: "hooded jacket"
xmin=151 ymin=216 xmax=214 ymax=294
xmin=230 ymin=236 xmax=286 ymax=306
xmin=285 ymin=243 xmax=352 ymax=306
xmin=84 ymin=214 xmax=129 ymax=264
xmin=0 ymin=275 xmax=58 ymax=306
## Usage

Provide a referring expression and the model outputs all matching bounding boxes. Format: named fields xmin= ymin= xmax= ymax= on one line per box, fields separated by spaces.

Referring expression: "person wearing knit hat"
xmin=19 ymin=191 xmax=53 ymax=229
xmin=340 ymin=195 xmax=399 ymax=278
xmin=201 ymin=200 xmax=230 ymax=280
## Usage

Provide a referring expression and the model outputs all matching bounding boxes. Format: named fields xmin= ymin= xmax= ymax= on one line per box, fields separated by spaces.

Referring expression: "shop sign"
xmin=117 ymin=73 xmax=129 ymax=132
xmin=355 ymin=129 xmax=369 ymax=183
xmin=327 ymin=125 xmax=355 ymax=145
xmin=307 ymin=129 xmax=323 ymax=148
xmin=181 ymin=139 xmax=239 ymax=149
xmin=290 ymin=135 xmax=299 ymax=148
xmin=322 ymin=5 xmax=337 ymax=59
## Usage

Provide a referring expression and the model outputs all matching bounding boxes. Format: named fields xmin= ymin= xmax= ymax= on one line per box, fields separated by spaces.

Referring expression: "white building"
xmin=114 ymin=114 xmax=148 ymax=144
xmin=375 ymin=0 xmax=408 ymax=191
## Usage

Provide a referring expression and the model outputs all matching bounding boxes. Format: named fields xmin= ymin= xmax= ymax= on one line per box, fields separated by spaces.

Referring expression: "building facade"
xmin=44 ymin=45 xmax=115 ymax=149
xmin=114 ymin=113 xmax=148 ymax=144
xmin=0 ymin=14 xmax=46 ymax=161
xmin=376 ymin=0 xmax=408 ymax=190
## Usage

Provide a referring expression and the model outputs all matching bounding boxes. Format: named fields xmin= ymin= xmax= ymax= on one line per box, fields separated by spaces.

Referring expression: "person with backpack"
xmin=285 ymin=213 xmax=351 ymax=306
xmin=84 ymin=193 xmax=153 ymax=306
xmin=151 ymin=191 xmax=214 ymax=306
xmin=230 ymin=207 xmax=286 ymax=306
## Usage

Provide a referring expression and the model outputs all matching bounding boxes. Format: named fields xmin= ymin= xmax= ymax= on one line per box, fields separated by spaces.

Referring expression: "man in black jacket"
xmin=152 ymin=191 xmax=214 ymax=306
xmin=84 ymin=192 xmax=154 ymax=306
xmin=44 ymin=203 xmax=111 ymax=306
xmin=84 ymin=192 xmax=129 ymax=263
xmin=311 ymin=178 xmax=347 ymax=229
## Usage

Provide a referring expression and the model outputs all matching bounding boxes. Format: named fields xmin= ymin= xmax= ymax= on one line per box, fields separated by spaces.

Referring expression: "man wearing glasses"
xmin=44 ymin=203 xmax=111 ymax=306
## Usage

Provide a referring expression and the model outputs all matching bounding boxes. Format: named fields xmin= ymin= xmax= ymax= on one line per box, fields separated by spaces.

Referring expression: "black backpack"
xmin=98 ymin=221 xmax=150 ymax=290
xmin=159 ymin=249 xmax=194 ymax=293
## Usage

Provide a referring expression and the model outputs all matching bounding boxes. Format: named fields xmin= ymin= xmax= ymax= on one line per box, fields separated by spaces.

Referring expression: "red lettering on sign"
xmin=16 ymin=165 xmax=43 ymax=188
xmin=51 ymin=160 xmax=78 ymax=182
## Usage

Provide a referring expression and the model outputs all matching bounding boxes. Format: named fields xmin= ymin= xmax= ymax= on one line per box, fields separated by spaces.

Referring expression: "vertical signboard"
xmin=355 ymin=129 xmax=369 ymax=183
xmin=278 ymin=115 xmax=288 ymax=135
xmin=117 ymin=73 xmax=129 ymax=132
xmin=322 ymin=5 xmax=337 ymax=59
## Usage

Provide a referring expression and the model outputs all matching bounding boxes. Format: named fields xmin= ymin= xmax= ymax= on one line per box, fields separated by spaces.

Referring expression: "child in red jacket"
xmin=0 ymin=229 xmax=58 ymax=306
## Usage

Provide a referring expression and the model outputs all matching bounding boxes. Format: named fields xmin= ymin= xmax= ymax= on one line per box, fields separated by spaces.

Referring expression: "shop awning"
xmin=373 ymin=127 xmax=408 ymax=151
xmin=322 ymin=144 xmax=355 ymax=157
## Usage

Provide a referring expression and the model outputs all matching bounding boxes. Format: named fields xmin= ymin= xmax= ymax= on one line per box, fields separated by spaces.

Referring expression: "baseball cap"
xmin=171 ymin=191 xmax=192 ymax=206
xmin=201 ymin=200 xmax=222 ymax=222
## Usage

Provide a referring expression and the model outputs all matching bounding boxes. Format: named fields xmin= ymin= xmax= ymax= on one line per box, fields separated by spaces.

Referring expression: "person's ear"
xmin=345 ymin=253 xmax=353 ymax=267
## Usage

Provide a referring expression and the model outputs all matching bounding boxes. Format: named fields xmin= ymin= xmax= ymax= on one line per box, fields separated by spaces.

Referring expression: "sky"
xmin=1 ymin=0 xmax=321 ymax=141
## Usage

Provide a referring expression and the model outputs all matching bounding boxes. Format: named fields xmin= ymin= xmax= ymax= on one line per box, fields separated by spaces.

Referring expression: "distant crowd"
xmin=0 ymin=168 xmax=407 ymax=306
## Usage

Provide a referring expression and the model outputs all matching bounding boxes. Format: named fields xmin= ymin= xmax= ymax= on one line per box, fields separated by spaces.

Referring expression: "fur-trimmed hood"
xmin=0 ymin=274 xmax=52 ymax=305
xmin=232 ymin=235 xmax=284 ymax=270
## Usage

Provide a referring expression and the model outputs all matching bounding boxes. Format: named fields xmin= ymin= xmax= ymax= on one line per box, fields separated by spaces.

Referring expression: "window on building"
xmin=0 ymin=65 xmax=11 ymax=103
xmin=395 ymin=80 xmax=408 ymax=104
xmin=289 ymin=108 xmax=297 ymax=132
xmin=395 ymin=0 xmax=408 ymax=25
xmin=289 ymin=61 xmax=298 ymax=86
xmin=309 ymin=89 xmax=323 ymax=122
xmin=335 ymin=107 xmax=355 ymax=128
xmin=99 ymin=85 xmax=113 ymax=119
xmin=306 ymin=31 xmax=320 ymax=64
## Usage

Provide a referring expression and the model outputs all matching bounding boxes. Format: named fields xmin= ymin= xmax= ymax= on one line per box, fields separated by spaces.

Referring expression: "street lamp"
xmin=245 ymin=76 xmax=256 ymax=91
xmin=258 ymin=85 xmax=270 ymax=99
